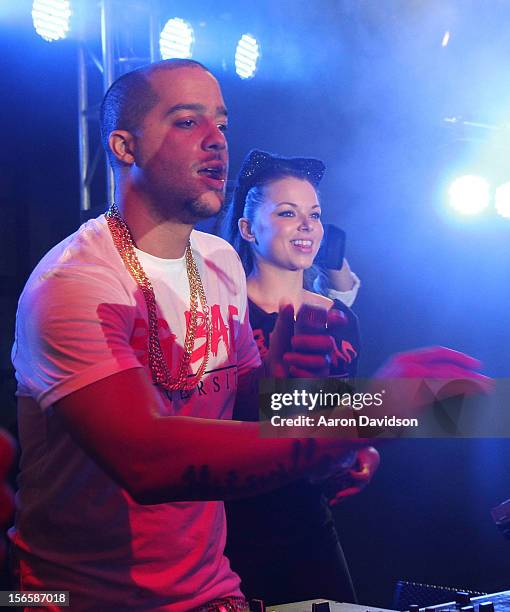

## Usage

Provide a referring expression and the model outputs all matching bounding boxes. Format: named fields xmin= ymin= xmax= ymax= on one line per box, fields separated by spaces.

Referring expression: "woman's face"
xmin=247 ymin=176 xmax=323 ymax=271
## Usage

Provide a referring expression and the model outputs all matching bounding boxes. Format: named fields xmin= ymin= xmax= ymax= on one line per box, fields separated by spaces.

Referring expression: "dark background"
xmin=2 ymin=0 xmax=510 ymax=605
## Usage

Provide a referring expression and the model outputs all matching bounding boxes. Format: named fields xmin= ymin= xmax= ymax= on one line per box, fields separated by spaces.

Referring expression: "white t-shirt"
xmin=11 ymin=215 xmax=261 ymax=611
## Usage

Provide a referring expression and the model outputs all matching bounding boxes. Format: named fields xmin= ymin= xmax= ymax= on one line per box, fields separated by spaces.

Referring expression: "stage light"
xmin=160 ymin=18 xmax=194 ymax=59
xmin=495 ymin=182 xmax=510 ymax=218
xmin=448 ymin=175 xmax=490 ymax=215
xmin=235 ymin=34 xmax=260 ymax=79
xmin=32 ymin=0 xmax=71 ymax=42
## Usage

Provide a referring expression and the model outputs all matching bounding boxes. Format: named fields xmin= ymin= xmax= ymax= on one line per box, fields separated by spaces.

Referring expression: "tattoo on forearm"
xmin=179 ymin=438 xmax=328 ymax=499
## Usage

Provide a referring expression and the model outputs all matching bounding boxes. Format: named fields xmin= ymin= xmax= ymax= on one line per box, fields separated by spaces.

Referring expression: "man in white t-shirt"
xmin=11 ymin=59 xmax=370 ymax=611
xmin=11 ymin=59 xmax=490 ymax=611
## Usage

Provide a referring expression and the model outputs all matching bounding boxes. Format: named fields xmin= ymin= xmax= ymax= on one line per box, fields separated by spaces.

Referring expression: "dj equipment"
xmin=247 ymin=590 xmax=510 ymax=612
xmin=393 ymin=581 xmax=486 ymax=610
xmin=410 ymin=590 xmax=510 ymax=612
xmin=249 ymin=600 xmax=395 ymax=612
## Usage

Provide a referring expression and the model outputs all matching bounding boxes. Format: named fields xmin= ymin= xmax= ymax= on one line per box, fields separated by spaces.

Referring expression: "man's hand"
xmin=326 ymin=446 xmax=380 ymax=506
xmin=372 ymin=346 xmax=493 ymax=418
xmin=266 ymin=303 xmax=347 ymax=378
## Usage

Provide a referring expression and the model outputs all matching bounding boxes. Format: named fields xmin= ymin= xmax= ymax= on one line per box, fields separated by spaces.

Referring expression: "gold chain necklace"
xmin=106 ymin=203 xmax=211 ymax=391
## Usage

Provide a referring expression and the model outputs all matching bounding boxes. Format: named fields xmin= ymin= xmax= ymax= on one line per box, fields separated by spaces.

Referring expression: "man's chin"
xmin=185 ymin=193 xmax=225 ymax=221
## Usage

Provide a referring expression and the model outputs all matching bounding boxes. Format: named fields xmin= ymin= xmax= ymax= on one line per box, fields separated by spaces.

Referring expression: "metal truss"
xmin=77 ymin=0 xmax=160 ymax=217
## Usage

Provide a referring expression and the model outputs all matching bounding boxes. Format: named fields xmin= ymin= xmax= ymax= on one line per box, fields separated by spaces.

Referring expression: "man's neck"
xmin=116 ymin=187 xmax=193 ymax=260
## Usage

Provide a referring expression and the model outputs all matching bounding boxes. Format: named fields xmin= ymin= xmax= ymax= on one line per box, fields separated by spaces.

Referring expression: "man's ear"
xmin=108 ymin=130 xmax=136 ymax=166
xmin=238 ymin=218 xmax=258 ymax=244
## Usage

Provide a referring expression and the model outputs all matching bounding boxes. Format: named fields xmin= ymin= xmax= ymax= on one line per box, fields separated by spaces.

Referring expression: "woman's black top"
xmin=224 ymin=298 xmax=360 ymax=605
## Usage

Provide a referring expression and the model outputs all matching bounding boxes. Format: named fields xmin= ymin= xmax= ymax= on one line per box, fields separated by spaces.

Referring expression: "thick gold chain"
xmin=106 ymin=203 xmax=211 ymax=391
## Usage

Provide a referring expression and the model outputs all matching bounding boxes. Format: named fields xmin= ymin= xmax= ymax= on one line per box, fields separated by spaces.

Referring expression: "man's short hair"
xmin=100 ymin=58 xmax=208 ymax=169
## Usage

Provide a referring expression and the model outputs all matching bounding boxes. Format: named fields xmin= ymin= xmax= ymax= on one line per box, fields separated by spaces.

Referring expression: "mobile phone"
xmin=315 ymin=224 xmax=346 ymax=270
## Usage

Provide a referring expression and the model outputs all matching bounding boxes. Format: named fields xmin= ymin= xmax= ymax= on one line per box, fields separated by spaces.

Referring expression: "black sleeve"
xmin=329 ymin=299 xmax=360 ymax=378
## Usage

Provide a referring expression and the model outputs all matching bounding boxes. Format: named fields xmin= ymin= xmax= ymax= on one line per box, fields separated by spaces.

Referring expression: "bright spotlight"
xmin=448 ymin=175 xmax=490 ymax=216
xmin=32 ymin=0 xmax=71 ymax=42
xmin=235 ymin=34 xmax=260 ymax=79
xmin=160 ymin=18 xmax=194 ymax=59
xmin=495 ymin=182 xmax=510 ymax=218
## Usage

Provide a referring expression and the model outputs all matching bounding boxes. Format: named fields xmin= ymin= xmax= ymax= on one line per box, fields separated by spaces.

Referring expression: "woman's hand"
xmin=266 ymin=303 xmax=347 ymax=378
xmin=327 ymin=258 xmax=356 ymax=292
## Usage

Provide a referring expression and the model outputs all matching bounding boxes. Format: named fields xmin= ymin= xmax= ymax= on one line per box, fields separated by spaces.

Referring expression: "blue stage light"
xmin=448 ymin=175 xmax=490 ymax=215
xmin=235 ymin=34 xmax=260 ymax=79
xmin=495 ymin=182 xmax=510 ymax=218
xmin=32 ymin=0 xmax=71 ymax=42
xmin=160 ymin=18 xmax=194 ymax=59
